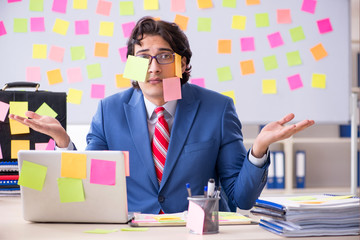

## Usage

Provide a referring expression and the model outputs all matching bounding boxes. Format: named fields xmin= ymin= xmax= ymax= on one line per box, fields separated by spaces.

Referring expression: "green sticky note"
xmin=263 ymin=55 xmax=278 ymax=71
xmin=71 ymin=46 xmax=86 ymax=61
xmin=18 ymin=160 xmax=47 ymax=191
xmin=121 ymin=228 xmax=149 ymax=232
xmin=57 ymin=178 xmax=85 ymax=203
xmin=289 ymin=26 xmax=305 ymax=42
xmin=123 ymin=55 xmax=149 ymax=82
xmin=119 ymin=1 xmax=134 ymax=15
xmin=286 ymin=51 xmax=302 ymax=66
xmin=255 ymin=13 xmax=269 ymax=28
xmin=29 ymin=0 xmax=44 ymax=11
xmin=35 ymin=102 xmax=58 ymax=118
xmin=217 ymin=66 xmax=232 ymax=82
xmin=197 ymin=17 xmax=211 ymax=32
xmin=222 ymin=0 xmax=236 ymax=8
xmin=14 ymin=18 xmax=28 ymax=33
xmin=84 ymin=228 xmax=119 ymax=234
xmin=86 ymin=63 xmax=102 ymax=79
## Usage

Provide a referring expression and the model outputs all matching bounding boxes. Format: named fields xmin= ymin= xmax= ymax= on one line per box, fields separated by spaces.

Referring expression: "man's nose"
xmin=148 ymin=57 xmax=161 ymax=73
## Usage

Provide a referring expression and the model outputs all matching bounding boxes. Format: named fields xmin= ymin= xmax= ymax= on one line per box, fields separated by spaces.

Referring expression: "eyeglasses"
xmin=136 ymin=52 xmax=175 ymax=65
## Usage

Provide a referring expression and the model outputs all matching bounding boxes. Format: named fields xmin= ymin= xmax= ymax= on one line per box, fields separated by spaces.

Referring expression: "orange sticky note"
xmin=240 ymin=60 xmax=255 ymax=75
xmin=94 ymin=42 xmax=109 ymax=57
xmin=11 ymin=140 xmax=30 ymax=159
xmin=10 ymin=119 xmax=30 ymax=135
xmin=61 ymin=152 xmax=87 ymax=179
xmin=310 ymin=43 xmax=328 ymax=61
xmin=47 ymin=69 xmax=63 ymax=85
xmin=174 ymin=14 xmax=189 ymax=31
xmin=9 ymin=101 xmax=30 ymax=135
xmin=175 ymin=53 xmax=182 ymax=78
xmin=115 ymin=74 xmax=132 ymax=88
xmin=122 ymin=151 xmax=130 ymax=177
xmin=218 ymin=39 xmax=232 ymax=54
xmin=246 ymin=0 xmax=260 ymax=5
xmin=197 ymin=0 xmax=213 ymax=9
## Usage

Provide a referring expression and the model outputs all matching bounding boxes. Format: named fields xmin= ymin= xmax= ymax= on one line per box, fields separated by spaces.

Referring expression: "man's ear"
xmin=181 ymin=56 xmax=187 ymax=73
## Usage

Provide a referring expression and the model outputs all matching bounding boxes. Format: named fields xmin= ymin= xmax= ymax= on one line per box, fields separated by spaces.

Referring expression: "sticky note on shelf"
xmin=47 ymin=69 xmax=64 ymax=85
xmin=67 ymin=88 xmax=83 ymax=104
xmin=11 ymin=140 xmax=30 ymax=159
xmin=123 ymin=55 xmax=149 ymax=82
xmin=57 ymin=178 xmax=85 ymax=203
xmin=61 ymin=152 xmax=87 ymax=179
xmin=262 ymin=79 xmax=277 ymax=94
xmin=90 ymin=159 xmax=116 ymax=185
xmin=312 ymin=73 xmax=326 ymax=89
xmin=163 ymin=77 xmax=182 ymax=102
xmin=18 ymin=160 xmax=47 ymax=191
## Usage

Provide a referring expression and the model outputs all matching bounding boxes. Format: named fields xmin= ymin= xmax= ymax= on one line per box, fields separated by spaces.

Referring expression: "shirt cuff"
xmin=55 ymin=140 xmax=74 ymax=151
xmin=248 ymin=148 xmax=269 ymax=167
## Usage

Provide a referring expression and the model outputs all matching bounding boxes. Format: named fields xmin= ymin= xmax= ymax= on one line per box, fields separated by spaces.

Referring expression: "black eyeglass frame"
xmin=136 ymin=53 xmax=176 ymax=65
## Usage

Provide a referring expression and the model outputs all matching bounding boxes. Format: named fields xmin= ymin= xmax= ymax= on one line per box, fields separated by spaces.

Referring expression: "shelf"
xmin=262 ymin=187 xmax=360 ymax=196
xmin=244 ymin=137 xmax=354 ymax=145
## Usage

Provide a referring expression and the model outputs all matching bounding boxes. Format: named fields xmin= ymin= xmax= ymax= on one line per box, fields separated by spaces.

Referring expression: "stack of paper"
xmin=251 ymin=195 xmax=360 ymax=237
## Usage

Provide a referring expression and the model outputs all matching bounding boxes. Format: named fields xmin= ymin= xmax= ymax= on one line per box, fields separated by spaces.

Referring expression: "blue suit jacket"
xmin=85 ymin=83 xmax=269 ymax=213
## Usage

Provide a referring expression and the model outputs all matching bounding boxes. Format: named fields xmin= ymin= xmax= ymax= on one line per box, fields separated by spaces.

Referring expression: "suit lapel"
xmin=124 ymin=90 xmax=159 ymax=189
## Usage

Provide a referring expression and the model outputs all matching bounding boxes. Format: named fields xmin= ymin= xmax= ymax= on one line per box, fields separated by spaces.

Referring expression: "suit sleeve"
xmin=216 ymin=99 xmax=270 ymax=210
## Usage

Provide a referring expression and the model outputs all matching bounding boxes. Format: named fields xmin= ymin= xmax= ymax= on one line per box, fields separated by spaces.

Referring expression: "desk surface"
xmin=2 ymin=196 xmax=359 ymax=240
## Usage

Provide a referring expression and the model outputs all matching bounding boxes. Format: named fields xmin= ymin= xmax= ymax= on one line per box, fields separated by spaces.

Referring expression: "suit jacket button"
xmin=158 ymin=195 xmax=165 ymax=203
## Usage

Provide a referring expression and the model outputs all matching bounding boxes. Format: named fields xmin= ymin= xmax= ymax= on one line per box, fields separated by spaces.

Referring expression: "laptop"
xmin=17 ymin=150 xmax=129 ymax=223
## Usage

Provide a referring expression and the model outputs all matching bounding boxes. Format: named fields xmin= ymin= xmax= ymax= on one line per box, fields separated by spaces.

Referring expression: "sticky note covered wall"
xmin=0 ymin=0 xmax=351 ymax=124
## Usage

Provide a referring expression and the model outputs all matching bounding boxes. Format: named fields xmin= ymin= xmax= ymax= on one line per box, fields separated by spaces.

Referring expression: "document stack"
xmin=251 ymin=194 xmax=360 ymax=237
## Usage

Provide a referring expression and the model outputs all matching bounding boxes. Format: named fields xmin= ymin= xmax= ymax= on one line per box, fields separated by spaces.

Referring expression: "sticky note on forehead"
xmin=123 ymin=55 xmax=149 ymax=82
xmin=175 ymin=53 xmax=182 ymax=78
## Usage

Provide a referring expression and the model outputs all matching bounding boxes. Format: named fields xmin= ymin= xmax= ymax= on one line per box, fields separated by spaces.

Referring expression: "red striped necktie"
xmin=152 ymin=107 xmax=170 ymax=184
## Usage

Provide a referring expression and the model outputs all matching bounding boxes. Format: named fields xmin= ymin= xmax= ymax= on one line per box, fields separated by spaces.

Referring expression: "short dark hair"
xmin=127 ymin=16 xmax=192 ymax=89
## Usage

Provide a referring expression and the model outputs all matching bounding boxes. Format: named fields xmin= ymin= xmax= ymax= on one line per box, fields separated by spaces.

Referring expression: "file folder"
xmin=274 ymin=151 xmax=285 ymax=189
xmin=295 ymin=151 xmax=306 ymax=188
xmin=266 ymin=152 xmax=276 ymax=189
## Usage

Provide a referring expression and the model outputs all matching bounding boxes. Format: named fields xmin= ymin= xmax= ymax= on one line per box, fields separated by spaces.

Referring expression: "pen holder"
xmin=186 ymin=196 xmax=219 ymax=234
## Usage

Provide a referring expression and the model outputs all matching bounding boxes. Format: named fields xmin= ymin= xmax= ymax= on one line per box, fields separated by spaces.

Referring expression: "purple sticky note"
xmin=67 ymin=67 xmax=83 ymax=83
xmin=75 ymin=20 xmax=89 ymax=35
xmin=0 ymin=21 xmax=7 ymax=37
xmin=267 ymin=32 xmax=284 ymax=48
xmin=30 ymin=17 xmax=45 ymax=32
xmin=317 ymin=18 xmax=333 ymax=34
xmin=90 ymin=159 xmax=116 ymax=185
xmin=240 ymin=37 xmax=255 ymax=51
xmin=0 ymin=101 xmax=10 ymax=122
xmin=190 ymin=78 xmax=205 ymax=88
xmin=26 ymin=67 xmax=41 ymax=82
xmin=122 ymin=21 xmax=135 ymax=38
xmin=301 ymin=0 xmax=316 ymax=14
xmin=287 ymin=74 xmax=303 ymax=91
xmin=118 ymin=46 xmax=128 ymax=62
xmin=46 ymin=139 xmax=55 ymax=150
xmin=91 ymin=84 xmax=105 ymax=99
xmin=163 ymin=77 xmax=182 ymax=102
xmin=52 ymin=0 xmax=67 ymax=13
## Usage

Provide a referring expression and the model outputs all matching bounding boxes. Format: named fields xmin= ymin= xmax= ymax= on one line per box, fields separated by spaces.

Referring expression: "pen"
xmin=186 ymin=183 xmax=192 ymax=197
xmin=204 ymin=186 xmax=208 ymax=197
xmin=207 ymin=178 xmax=215 ymax=198
xmin=216 ymin=186 xmax=221 ymax=198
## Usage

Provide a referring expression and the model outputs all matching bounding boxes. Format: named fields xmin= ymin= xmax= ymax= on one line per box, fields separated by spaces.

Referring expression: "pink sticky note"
xmin=240 ymin=37 xmax=255 ymax=52
xmin=0 ymin=21 xmax=7 ymax=37
xmin=190 ymin=78 xmax=205 ymax=88
xmin=118 ymin=46 xmax=128 ymax=62
xmin=171 ymin=0 xmax=185 ymax=12
xmin=35 ymin=143 xmax=48 ymax=150
xmin=186 ymin=201 xmax=205 ymax=234
xmin=52 ymin=0 xmax=67 ymax=13
xmin=287 ymin=74 xmax=303 ymax=91
xmin=26 ymin=67 xmax=41 ymax=82
xmin=277 ymin=9 xmax=291 ymax=24
xmin=67 ymin=67 xmax=83 ymax=83
xmin=30 ymin=17 xmax=45 ymax=32
xmin=96 ymin=0 xmax=112 ymax=16
xmin=90 ymin=159 xmax=116 ymax=185
xmin=317 ymin=18 xmax=332 ymax=34
xmin=49 ymin=45 xmax=65 ymax=62
xmin=122 ymin=21 xmax=135 ymax=38
xmin=75 ymin=20 xmax=89 ymax=35
xmin=0 ymin=101 xmax=10 ymax=122
xmin=8 ymin=0 xmax=22 ymax=2
xmin=123 ymin=151 xmax=130 ymax=177
xmin=163 ymin=77 xmax=182 ymax=102
xmin=267 ymin=32 xmax=284 ymax=48
xmin=91 ymin=84 xmax=105 ymax=99
xmin=46 ymin=139 xmax=55 ymax=150
xmin=301 ymin=0 xmax=316 ymax=14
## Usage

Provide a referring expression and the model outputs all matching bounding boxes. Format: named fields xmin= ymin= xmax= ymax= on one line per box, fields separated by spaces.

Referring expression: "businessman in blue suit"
xmin=10 ymin=17 xmax=314 ymax=213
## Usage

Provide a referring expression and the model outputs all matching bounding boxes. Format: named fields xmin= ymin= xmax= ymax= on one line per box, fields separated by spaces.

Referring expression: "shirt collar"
xmin=143 ymin=96 xmax=177 ymax=119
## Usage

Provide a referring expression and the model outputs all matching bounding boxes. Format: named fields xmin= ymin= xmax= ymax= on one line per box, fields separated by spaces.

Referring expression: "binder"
xmin=295 ymin=151 xmax=306 ymax=188
xmin=274 ymin=151 xmax=285 ymax=189
xmin=266 ymin=152 xmax=276 ymax=189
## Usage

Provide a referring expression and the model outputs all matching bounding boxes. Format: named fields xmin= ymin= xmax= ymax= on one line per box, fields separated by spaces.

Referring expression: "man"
xmin=9 ymin=17 xmax=314 ymax=213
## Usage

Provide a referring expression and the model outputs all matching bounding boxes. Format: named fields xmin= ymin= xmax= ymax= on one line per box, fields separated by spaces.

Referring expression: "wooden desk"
xmin=2 ymin=196 xmax=359 ymax=240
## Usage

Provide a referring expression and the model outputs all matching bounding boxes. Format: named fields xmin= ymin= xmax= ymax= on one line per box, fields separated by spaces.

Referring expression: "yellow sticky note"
xmin=35 ymin=102 xmax=58 ymax=118
xmin=240 ymin=60 xmax=255 ymax=75
xmin=218 ymin=39 xmax=232 ymax=54
xmin=94 ymin=42 xmax=109 ymax=57
xmin=67 ymin=88 xmax=83 ymax=104
xmin=53 ymin=18 xmax=69 ymax=35
xmin=73 ymin=0 xmax=87 ymax=9
xmin=9 ymin=101 xmax=30 ymax=134
xmin=311 ymin=73 xmax=326 ymax=88
xmin=32 ymin=44 xmax=47 ymax=59
xmin=61 ymin=152 xmax=87 ymax=179
xmin=262 ymin=79 xmax=277 ymax=94
xmin=47 ymin=69 xmax=63 ymax=85
xmin=310 ymin=43 xmax=328 ymax=61
xmin=174 ymin=14 xmax=189 ymax=31
xmin=10 ymin=118 xmax=30 ymax=135
xmin=11 ymin=140 xmax=30 ymax=159
xmin=144 ymin=0 xmax=159 ymax=10
xmin=232 ymin=15 xmax=246 ymax=30
xmin=221 ymin=91 xmax=236 ymax=105
xmin=115 ymin=74 xmax=132 ymax=88
xmin=99 ymin=21 xmax=114 ymax=36
xmin=18 ymin=160 xmax=47 ymax=191
xmin=197 ymin=0 xmax=213 ymax=9
xmin=175 ymin=53 xmax=182 ymax=78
